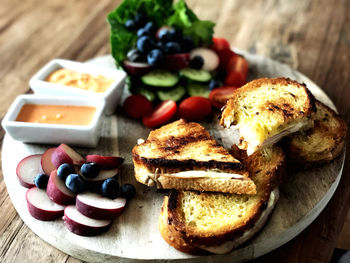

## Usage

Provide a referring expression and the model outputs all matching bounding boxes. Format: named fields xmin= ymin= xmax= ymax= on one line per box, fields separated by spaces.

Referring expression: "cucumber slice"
xmin=141 ymin=69 xmax=179 ymax=87
xmin=157 ymin=86 xmax=186 ymax=102
xmin=134 ymin=87 xmax=156 ymax=102
xmin=180 ymin=68 xmax=211 ymax=82
xmin=187 ymin=83 xmax=210 ymax=98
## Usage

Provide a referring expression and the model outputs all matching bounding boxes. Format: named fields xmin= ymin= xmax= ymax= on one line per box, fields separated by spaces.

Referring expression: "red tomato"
xmin=209 ymin=86 xmax=238 ymax=109
xmin=178 ymin=97 xmax=212 ymax=121
xmin=212 ymin=38 xmax=230 ymax=50
xmin=123 ymin=94 xmax=153 ymax=119
xmin=226 ymin=55 xmax=249 ymax=77
xmin=142 ymin=100 xmax=177 ymax=128
xmin=210 ymin=37 xmax=236 ymax=69
xmin=224 ymin=71 xmax=246 ymax=87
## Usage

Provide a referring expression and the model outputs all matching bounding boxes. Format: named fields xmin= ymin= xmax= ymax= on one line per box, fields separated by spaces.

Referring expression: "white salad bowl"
xmin=2 ymin=95 xmax=105 ymax=147
xmin=29 ymin=59 xmax=126 ymax=115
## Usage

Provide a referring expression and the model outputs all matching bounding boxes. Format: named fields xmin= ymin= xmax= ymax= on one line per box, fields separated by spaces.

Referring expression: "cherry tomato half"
xmin=209 ymin=86 xmax=238 ymax=109
xmin=224 ymin=71 xmax=246 ymax=87
xmin=226 ymin=55 xmax=249 ymax=77
xmin=211 ymin=37 xmax=230 ymax=51
xmin=142 ymin=100 xmax=177 ymax=128
xmin=178 ymin=97 xmax=212 ymax=121
xmin=123 ymin=94 xmax=153 ymax=119
xmin=210 ymin=37 xmax=236 ymax=69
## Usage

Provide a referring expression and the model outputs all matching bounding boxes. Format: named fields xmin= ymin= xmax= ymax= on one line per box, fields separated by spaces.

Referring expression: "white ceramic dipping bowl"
xmin=29 ymin=59 xmax=126 ymax=115
xmin=2 ymin=95 xmax=105 ymax=147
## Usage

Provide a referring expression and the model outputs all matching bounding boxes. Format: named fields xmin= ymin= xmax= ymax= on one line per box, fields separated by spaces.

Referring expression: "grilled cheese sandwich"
xmin=220 ymin=78 xmax=316 ymax=155
xmin=132 ymin=119 xmax=256 ymax=194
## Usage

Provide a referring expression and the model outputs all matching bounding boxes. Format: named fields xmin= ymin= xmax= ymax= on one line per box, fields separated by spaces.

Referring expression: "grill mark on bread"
xmin=161 ymin=134 xmax=212 ymax=153
xmin=133 ymin=154 xmax=245 ymax=172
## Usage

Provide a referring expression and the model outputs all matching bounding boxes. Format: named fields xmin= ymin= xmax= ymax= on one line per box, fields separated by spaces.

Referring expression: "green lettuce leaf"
xmin=107 ymin=0 xmax=215 ymax=67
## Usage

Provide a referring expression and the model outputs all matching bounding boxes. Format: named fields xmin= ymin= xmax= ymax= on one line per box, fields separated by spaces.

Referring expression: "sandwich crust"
xmin=283 ymin=100 xmax=347 ymax=168
xmin=159 ymin=146 xmax=285 ymax=251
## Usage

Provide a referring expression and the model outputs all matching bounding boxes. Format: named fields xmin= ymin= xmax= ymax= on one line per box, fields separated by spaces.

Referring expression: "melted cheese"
xmin=222 ymin=120 xmax=310 ymax=156
xmin=160 ymin=170 xmax=244 ymax=179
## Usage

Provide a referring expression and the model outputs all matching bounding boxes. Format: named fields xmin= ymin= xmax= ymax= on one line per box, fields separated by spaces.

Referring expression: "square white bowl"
xmin=29 ymin=59 xmax=126 ymax=115
xmin=2 ymin=95 xmax=105 ymax=147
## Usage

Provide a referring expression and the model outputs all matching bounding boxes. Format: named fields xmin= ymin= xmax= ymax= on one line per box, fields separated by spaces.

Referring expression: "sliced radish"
xmin=46 ymin=170 xmax=75 ymax=205
xmin=123 ymin=60 xmax=151 ymax=77
xmin=164 ymin=53 xmax=190 ymax=71
xmin=190 ymin=48 xmax=219 ymax=72
xmin=41 ymin=147 xmax=56 ymax=175
xmin=26 ymin=187 xmax=65 ymax=221
xmin=64 ymin=205 xmax=112 ymax=236
xmin=16 ymin=154 xmax=42 ymax=188
xmin=51 ymin=144 xmax=85 ymax=168
xmin=85 ymin=155 xmax=124 ymax=170
xmin=76 ymin=192 xmax=126 ymax=220
xmin=82 ymin=168 xmax=119 ymax=192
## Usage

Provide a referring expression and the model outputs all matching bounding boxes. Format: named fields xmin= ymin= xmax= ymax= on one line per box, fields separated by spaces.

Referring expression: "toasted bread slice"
xmin=220 ymin=78 xmax=316 ymax=155
xmin=284 ymin=100 xmax=347 ymax=168
xmin=159 ymin=146 xmax=285 ymax=254
xmin=132 ymin=119 xmax=256 ymax=194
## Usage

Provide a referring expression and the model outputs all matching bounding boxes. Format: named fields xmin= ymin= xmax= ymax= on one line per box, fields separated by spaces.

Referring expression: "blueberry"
xmin=209 ymin=79 xmax=222 ymax=90
xmin=101 ymin=178 xmax=119 ymax=199
xmin=126 ymin=48 xmax=146 ymax=62
xmin=125 ymin=19 xmax=136 ymax=31
xmin=181 ymin=36 xmax=195 ymax=52
xmin=190 ymin=55 xmax=204 ymax=69
xmin=137 ymin=36 xmax=155 ymax=53
xmin=65 ymin=174 xmax=85 ymax=194
xmin=168 ymin=28 xmax=181 ymax=40
xmin=81 ymin=162 xmax=100 ymax=179
xmin=34 ymin=173 xmax=49 ymax=189
xmin=119 ymin=184 xmax=136 ymax=200
xmin=137 ymin=28 xmax=150 ymax=38
xmin=147 ymin=49 xmax=164 ymax=66
xmin=144 ymin=21 xmax=156 ymax=34
xmin=156 ymin=42 xmax=165 ymax=52
xmin=57 ymin=163 xmax=75 ymax=181
xmin=134 ymin=13 xmax=147 ymax=28
xmin=158 ymin=28 xmax=173 ymax=42
xmin=164 ymin=42 xmax=181 ymax=54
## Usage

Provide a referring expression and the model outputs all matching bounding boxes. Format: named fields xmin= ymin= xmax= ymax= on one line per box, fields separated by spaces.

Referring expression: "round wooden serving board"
xmin=2 ymin=52 xmax=345 ymax=262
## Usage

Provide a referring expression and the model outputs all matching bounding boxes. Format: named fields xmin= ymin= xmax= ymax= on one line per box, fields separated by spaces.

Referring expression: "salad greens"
xmin=107 ymin=0 xmax=215 ymax=67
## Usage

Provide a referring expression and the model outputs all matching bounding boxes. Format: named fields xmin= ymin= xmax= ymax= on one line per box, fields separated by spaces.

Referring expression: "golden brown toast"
xmin=220 ymin=78 xmax=316 ymax=155
xmin=159 ymin=146 xmax=285 ymax=254
xmin=132 ymin=119 xmax=256 ymax=194
xmin=283 ymin=100 xmax=347 ymax=168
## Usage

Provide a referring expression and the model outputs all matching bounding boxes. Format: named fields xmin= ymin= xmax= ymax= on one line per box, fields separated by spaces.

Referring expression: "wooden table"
xmin=0 ymin=0 xmax=349 ymax=262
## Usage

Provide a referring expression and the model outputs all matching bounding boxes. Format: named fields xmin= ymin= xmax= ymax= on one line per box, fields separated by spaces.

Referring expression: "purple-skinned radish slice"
xmin=16 ymin=154 xmax=42 ymax=188
xmin=76 ymin=192 xmax=126 ymax=220
xmin=64 ymin=205 xmax=112 ymax=236
xmin=190 ymin=48 xmax=219 ymax=72
xmin=26 ymin=187 xmax=65 ymax=221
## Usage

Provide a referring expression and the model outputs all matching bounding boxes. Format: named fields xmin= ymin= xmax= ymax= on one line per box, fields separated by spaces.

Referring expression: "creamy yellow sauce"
xmin=15 ymin=104 xmax=96 ymax=126
xmin=45 ymin=68 xmax=114 ymax=93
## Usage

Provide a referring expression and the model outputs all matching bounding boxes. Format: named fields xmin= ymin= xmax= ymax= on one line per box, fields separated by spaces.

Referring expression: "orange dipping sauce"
xmin=16 ymin=104 xmax=96 ymax=126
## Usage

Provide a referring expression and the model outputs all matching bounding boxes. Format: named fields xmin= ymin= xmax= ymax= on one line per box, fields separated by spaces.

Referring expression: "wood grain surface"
xmin=0 ymin=0 xmax=349 ymax=262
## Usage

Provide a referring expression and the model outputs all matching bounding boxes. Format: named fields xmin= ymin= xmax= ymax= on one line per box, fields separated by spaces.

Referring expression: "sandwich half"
xmin=132 ymin=119 xmax=256 ymax=195
xmin=283 ymin=100 xmax=347 ymax=168
xmin=159 ymin=145 xmax=285 ymax=254
xmin=220 ymin=78 xmax=316 ymax=155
